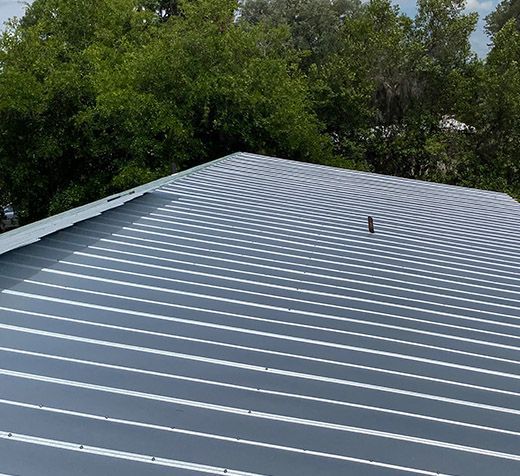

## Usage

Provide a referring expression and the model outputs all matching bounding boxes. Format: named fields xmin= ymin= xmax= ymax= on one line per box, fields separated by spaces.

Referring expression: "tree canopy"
xmin=0 ymin=0 xmax=518 ymax=224
xmin=486 ymin=0 xmax=520 ymax=36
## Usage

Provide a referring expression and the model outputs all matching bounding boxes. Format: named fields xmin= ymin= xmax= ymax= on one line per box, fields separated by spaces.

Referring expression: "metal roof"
xmin=0 ymin=151 xmax=519 ymax=475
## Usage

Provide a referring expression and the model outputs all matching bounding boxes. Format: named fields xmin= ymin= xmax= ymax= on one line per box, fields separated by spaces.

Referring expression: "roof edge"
xmin=0 ymin=153 xmax=238 ymax=256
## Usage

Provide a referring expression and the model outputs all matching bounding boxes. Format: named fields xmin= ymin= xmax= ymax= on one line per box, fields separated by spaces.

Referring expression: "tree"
xmin=239 ymin=0 xmax=362 ymax=66
xmin=0 ymin=0 xmax=517 ymax=226
xmin=305 ymin=0 xmax=478 ymax=179
xmin=467 ymin=20 xmax=520 ymax=197
xmin=486 ymin=0 xmax=520 ymax=37
xmin=358 ymin=0 xmax=478 ymax=180
xmin=0 ymin=0 xmax=331 ymax=222
xmin=307 ymin=0 xmax=410 ymax=168
xmin=127 ymin=0 xmax=331 ymax=165
xmin=0 ymin=0 xmax=150 ymax=220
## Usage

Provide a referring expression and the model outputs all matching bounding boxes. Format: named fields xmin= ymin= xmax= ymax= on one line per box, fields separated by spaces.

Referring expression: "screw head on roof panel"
xmin=368 ymin=216 xmax=375 ymax=233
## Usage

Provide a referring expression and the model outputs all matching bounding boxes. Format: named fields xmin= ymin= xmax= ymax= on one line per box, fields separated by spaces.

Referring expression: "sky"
xmin=0 ymin=0 xmax=498 ymax=56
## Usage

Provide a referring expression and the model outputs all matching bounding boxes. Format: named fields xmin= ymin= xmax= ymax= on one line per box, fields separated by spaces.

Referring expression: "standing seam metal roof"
xmin=0 ymin=152 xmax=519 ymax=475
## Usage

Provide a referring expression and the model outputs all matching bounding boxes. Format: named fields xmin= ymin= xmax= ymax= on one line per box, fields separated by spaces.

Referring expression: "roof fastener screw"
xmin=80 ymin=445 xmax=84 ymax=449
xmin=152 ymin=457 xmax=156 ymax=461
xmin=7 ymin=433 xmax=12 ymax=437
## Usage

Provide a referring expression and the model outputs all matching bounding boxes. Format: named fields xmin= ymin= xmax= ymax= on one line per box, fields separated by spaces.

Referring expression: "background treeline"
xmin=0 ymin=0 xmax=518 ymax=223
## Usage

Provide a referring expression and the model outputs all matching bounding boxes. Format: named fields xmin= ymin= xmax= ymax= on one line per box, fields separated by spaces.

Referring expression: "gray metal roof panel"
xmin=0 ymin=152 xmax=519 ymax=475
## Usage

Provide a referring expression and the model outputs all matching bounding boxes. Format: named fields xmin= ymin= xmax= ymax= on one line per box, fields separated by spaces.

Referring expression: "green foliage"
xmin=0 ymin=0 xmax=331 ymax=223
xmin=467 ymin=20 xmax=520 ymax=197
xmin=240 ymin=0 xmax=362 ymax=66
xmin=486 ymin=0 xmax=520 ymax=37
xmin=0 ymin=0 xmax=518 ymax=224
xmin=308 ymin=0 xmax=480 ymax=181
